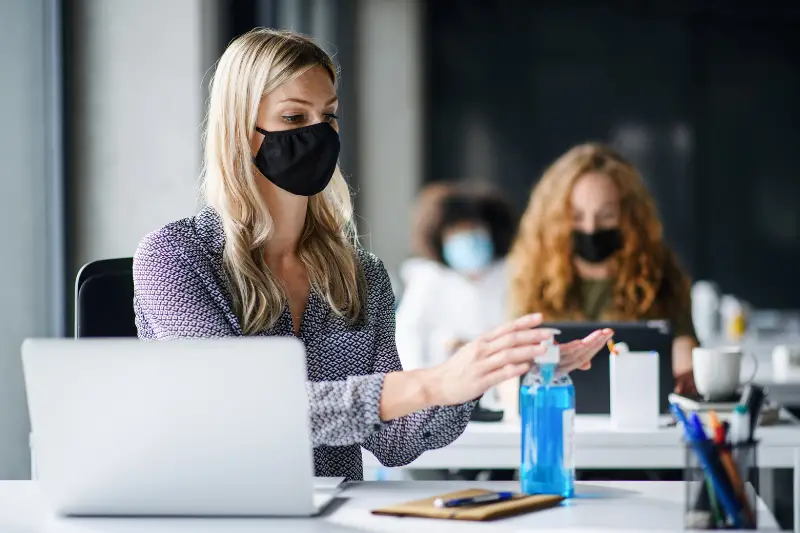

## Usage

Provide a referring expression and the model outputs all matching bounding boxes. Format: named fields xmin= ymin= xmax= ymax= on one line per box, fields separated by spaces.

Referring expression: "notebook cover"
xmin=371 ymin=489 xmax=564 ymax=521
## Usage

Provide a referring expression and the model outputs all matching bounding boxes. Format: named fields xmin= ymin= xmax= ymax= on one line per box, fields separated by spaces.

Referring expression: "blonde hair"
xmin=509 ymin=142 xmax=691 ymax=321
xmin=202 ymin=28 xmax=364 ymax=334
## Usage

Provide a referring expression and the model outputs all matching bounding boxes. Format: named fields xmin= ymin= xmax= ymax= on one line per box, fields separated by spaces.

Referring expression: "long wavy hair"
xmin=509 ymin=143 xmax=691 ymax=321
xmin=202 ymin=28 xmax=363 ymax=334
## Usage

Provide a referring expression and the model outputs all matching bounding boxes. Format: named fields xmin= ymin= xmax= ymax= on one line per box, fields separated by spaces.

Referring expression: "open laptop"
xmin=521 ymin=321 xmax=675 ymax=414
xmin=22 ymin=337 xmax=339 ymax=517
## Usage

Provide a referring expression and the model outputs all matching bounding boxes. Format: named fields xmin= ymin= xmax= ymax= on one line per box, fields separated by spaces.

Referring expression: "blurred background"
xmin=1 ymin=0 xmax=799 ymax=483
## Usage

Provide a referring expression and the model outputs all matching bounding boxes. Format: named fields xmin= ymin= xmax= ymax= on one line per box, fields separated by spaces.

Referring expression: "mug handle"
xmin=741 ymin=351 xmax=759 ymax=384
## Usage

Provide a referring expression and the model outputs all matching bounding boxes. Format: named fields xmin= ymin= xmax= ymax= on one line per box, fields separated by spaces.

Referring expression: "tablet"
xmin=521 ymin=321 xmax=675 ymax=414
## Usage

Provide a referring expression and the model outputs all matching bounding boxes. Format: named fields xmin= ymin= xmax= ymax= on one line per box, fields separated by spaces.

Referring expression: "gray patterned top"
xmin=133 ymin=206 xmax=474 ymax=480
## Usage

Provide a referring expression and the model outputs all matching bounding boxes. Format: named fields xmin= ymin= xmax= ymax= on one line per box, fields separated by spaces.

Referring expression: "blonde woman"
xmin=132 ymin=29 xmax=612 ymax=481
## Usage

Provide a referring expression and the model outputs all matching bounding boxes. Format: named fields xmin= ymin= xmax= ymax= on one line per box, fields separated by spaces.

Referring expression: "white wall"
xmin=69 ymin=0 xmax=214 ymax=272
xmin=356 ymin=0 xmax=422 ymax=276
xmin=0 ymin=0 xmax=51 ymax=479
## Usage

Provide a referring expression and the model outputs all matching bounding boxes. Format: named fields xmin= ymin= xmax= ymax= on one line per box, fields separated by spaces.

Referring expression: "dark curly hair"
xmin=410 ymin=182 xmax=459 ymax=260
xmin=423 ymin=184 xmax=518 ymax=265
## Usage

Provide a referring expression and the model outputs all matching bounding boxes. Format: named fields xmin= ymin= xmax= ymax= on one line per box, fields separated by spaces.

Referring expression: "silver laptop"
xmin=22 ymin=337 xmax=339 ymax=517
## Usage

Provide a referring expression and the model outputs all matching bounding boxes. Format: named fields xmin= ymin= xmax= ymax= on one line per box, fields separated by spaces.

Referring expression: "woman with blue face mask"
xmin=396 ymin=187 xmax=517 ymax=413
xmin=397 ymin=187 xmax=527 ymax=482
xmin=442 ymin=223 xmax=495 ymax=279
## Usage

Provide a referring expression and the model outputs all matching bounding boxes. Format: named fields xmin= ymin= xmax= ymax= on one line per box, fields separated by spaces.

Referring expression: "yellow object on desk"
xmin=371 ymin=488 xmax=564 ymax=521
xmin=728 ymin=313 xmax=747 ymax=340
xmin=607 ymin=339 xmax=617 ymax=355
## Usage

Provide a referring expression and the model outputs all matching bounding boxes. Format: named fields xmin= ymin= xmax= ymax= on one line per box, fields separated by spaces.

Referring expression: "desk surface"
xmin=746 ymin=355 xmax=800 ymax=405
xmin=0 ymin=480 xmax=779 ymax=532
xmin=365 ymin=411 xmax=800 ymax=470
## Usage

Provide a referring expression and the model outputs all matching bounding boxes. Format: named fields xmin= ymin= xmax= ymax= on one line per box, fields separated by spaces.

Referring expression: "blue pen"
xmin=670 ymin=403 xmax=695 ymax=438
xmin=433 ymin=491 xmax=515 ymax=508
xmin=671 ymin=404 xmax=715 ymax=525
xmin=685 ymin=410 xmax=743 ymax=529
xmin=670 ymin=405 xmax=743 ymax=528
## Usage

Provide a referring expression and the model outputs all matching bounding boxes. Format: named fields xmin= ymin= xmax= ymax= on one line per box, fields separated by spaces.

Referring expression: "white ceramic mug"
xmin=692 ymin=346 xmax=758 ymax=400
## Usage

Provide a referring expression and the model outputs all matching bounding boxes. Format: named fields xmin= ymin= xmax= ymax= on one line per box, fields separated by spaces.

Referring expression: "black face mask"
xmin=572 ymin=228 xmax=623 ymax=263
xmin=253 ymin=122 xmax=340 ymax=196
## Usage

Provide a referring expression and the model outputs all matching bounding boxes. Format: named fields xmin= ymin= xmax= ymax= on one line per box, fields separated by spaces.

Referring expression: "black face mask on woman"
xmin=572 ymin=228 xmax=623 ymax=263
xmin=253 ymin=122 xmax=340 ymax=196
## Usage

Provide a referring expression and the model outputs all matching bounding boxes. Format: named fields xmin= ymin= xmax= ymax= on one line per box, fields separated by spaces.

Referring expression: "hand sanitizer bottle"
xmin=520 ymin=336 xmax=575 ymax=497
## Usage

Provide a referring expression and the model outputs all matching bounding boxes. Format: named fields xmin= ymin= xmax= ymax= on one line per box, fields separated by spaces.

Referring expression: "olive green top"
xmin=579 ymin=278 xmax=696 ymax=339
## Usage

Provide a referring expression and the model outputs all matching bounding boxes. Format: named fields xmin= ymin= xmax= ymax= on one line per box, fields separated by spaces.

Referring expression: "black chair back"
xmin=75 ymin=258 xmax=137 ymax=338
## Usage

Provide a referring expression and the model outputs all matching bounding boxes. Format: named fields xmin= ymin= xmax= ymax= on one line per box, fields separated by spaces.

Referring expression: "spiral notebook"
xmin=371 ymin=489 xmax=564 ymax=521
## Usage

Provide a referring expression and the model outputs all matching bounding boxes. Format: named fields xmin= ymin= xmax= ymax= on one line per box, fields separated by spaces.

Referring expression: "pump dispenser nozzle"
xmin=538 ymin=331 xmax=561 ymax=385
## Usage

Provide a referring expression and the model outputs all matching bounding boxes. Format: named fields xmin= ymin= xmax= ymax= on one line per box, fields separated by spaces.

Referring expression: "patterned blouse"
xmin=132 ymin=206 xmax=474 ymax=480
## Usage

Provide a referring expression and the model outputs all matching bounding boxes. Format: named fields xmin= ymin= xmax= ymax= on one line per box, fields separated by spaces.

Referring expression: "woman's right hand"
xmin=425 ymin=313 xmax=554 ymax=406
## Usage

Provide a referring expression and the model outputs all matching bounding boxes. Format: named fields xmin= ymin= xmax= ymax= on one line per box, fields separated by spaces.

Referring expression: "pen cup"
xmin=683 ymin=439 xmax=759 ymax=530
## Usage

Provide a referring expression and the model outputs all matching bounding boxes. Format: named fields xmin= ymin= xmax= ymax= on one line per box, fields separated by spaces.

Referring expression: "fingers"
xmin=579 ymin=328 xmax=613 ymax=346
xmin=559 ymin=329 xmax=614 ymax=373
xmin=481 ymin=362 xmax=533 ymax=390
xmin=478 ymin=344 xmax=546 ymax=375
xmin=481 ymin=327 xmax=561 ymax=358
xmin=482 ymin=313 xmax=543 ymax=343
xmin=674 ymin=374 xmax=689 ymax=394
xmin=674 ymin=371 xmax=696 ymax=395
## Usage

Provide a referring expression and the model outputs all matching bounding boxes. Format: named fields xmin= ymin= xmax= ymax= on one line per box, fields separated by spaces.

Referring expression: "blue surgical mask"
xmin=442 ymin=230 xmax=494 ymax=274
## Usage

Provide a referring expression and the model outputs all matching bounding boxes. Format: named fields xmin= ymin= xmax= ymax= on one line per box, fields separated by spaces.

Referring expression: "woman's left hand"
xmin=555 ymin=328 xmax=615 ymax=373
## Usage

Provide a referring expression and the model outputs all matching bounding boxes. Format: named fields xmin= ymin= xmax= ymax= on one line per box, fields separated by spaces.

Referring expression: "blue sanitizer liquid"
xmin=520 ymin=363 xmax=576 ymax=498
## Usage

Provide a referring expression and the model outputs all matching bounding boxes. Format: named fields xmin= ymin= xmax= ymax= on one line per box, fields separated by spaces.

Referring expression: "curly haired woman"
xmin=509 ymin=143 xmax=697 ymax=394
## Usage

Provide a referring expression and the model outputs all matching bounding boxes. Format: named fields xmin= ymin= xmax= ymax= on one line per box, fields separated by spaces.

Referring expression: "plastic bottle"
xmin=691 ymin=281 xmax=721 ymax=345
xmin=520 ymin=336 xmax=575 ymax=497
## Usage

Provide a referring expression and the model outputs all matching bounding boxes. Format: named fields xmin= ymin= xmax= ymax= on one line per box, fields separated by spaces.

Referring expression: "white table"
xmin=743 ymin=353 xmax=800 ymax=406
xmin=0 ymin=480 xmax=779 ymax=532
xmin=364 ymin=412 xmax=800 ymax=470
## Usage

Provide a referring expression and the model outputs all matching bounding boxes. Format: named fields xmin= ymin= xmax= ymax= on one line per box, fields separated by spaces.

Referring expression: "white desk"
xmin=744 ymin=355 xmax=800 ymax=406
xmin=364 ymin=411 xmax=800 ymax=470
xmin=0 ymin=480 xmax=779 ymax=532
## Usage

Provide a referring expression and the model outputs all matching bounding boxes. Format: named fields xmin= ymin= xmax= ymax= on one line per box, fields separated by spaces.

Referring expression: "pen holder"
xmin=683 ymin=439 xmax=759 ymax=530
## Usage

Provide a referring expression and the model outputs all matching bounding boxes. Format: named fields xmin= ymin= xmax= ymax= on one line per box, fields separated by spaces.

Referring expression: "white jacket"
xmin=395 ymin=258 xmax=509 ymax=410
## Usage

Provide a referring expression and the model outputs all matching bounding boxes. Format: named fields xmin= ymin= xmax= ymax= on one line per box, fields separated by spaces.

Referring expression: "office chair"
xmin=74 ymin=257 xmax=137 ymax=338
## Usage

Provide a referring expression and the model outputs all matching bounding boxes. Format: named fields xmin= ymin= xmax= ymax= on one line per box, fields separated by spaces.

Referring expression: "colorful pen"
xmin=708 ymin=410 xmax=755 ymax=526
xmin=705 ymin=477 xmax=723 ymax=528
xmin=671 ymin=404 xmax=713 ymax=523
xmin=707 ymin=411 xmax=725 ymax=445
xmin=688 ymin=412 xmax=743 ymax=529
xmin=433 ymin=491 xmax=516 ymax=508
xmin=730 ymin=404 xmax=750 ymax=445
xmin=671 ymin=404 xmax=743 ymax=529
xmin=739 ymin=384 xmax=766 ymax=441
xmin=607 ymin=339 xmax=617 ymax=355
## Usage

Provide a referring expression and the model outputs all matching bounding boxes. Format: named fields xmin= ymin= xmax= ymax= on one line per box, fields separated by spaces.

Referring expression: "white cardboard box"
xmin=609 ymin=351 xmax=660 ymax=430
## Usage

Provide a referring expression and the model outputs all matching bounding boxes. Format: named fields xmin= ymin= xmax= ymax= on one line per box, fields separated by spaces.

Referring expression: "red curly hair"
xmin=509 ymin=143 xmax=691 ymax=321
